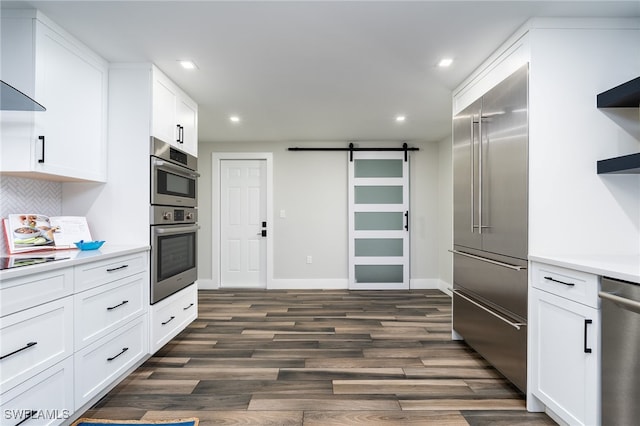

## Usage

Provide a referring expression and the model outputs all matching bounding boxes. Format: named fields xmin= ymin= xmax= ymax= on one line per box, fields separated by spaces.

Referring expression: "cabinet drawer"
xmin=0 ymin=267 xmax=73 ymax=317
xmin=0 ymin=357 xmax=74 ymax=426
xmin=531 ymin=262 xmax=599 ymax=308
xmin=74 ymin=315 xmax=148 ymax=408
xmin=74 ymin=252 xmax=147 ymax=292
xmin=150 ymin=284 xmax=198 ymax=352
xmin=74 ymin=273 xmax=147 ymax=349
xmin=0 ymin=297 xmax=73 ymax=392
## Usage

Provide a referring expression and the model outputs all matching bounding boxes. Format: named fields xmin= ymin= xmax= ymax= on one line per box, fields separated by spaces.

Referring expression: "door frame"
xmin=212 ymin=152 xmax=273 ymax=289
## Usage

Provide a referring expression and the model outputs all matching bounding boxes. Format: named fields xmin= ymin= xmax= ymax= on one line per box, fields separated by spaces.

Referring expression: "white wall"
xmin=528 ymin=24 xmax=640 ymax=256
xmin=197 ymin=139 xmax=447 ymax=289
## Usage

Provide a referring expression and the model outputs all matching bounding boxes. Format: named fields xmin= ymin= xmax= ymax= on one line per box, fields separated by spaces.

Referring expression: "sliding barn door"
xmin=348 ymin=152 xmax=410 ymax=290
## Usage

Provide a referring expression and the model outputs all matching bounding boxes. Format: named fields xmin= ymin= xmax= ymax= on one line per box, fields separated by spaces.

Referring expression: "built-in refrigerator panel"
xmin=453 ymin=99 xmax=482 ymax=251
xmin=480 ymin=66 xmax=529 ymax=260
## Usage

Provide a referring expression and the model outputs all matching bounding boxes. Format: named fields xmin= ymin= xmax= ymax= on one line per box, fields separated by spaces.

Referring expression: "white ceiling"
xmin=3 ymin=1 xmax=639 ymax=144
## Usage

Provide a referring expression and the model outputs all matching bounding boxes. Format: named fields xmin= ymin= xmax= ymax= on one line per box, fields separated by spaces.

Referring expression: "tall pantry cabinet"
xmin=452 ymin=18 xmax=639 ymax=426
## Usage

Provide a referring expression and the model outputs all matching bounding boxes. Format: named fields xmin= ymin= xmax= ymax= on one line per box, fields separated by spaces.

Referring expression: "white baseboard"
xmin=268 ymin=279 xmax=349 ymax=289
xmin=197 ymin=278 xmax=454 ymax=292
xmin=196 ymin=279 xmax=218 ymax=290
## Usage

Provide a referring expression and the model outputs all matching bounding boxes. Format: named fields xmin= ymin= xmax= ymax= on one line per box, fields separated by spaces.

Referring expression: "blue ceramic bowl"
xmin=74 ymin=240 xmax=105 ymax=250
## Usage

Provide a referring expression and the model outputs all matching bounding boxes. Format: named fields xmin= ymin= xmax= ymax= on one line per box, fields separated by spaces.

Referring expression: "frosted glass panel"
xmin=355 ymin=239 xmax=403 ymax=257
xmin=355 ymin=160 xmax=403 ymax=178
xmin=355 ymin=265 xmax=403 ymax=283
xmin=355 ymin=186 xmax=402 ymax=204
xmin=355 ymin=212 xmax=403 ymax=230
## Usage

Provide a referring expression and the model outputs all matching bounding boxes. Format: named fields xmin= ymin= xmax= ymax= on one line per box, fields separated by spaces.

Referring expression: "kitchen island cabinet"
xmin=0 ymin=246 xmax=149 ymax=426
xmin=0 ymin=10 xmax=108 ymax=182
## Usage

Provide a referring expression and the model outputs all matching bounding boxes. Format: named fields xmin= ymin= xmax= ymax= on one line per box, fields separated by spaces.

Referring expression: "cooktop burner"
xmin=0 ymin=256 xmax=70 ymax=270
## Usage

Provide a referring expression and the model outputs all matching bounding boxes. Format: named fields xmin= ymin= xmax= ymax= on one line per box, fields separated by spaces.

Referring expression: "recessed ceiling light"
xmin=395 ymin=115 xmax=406 ymax=123
xmin=229 ymin=115 xmax=240 ymax=123
xmin=438 ymin=58 xmax=453 ymax=68
xmin=179 ymin=60 xmax=197 ymax=70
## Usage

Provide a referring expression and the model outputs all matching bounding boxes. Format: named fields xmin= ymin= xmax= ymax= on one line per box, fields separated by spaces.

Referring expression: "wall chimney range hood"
xmin=0 ymin=80 xmax=46 ymax=111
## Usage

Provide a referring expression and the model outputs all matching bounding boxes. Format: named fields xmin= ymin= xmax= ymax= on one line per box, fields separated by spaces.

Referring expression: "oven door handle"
xmin=154 ymin=225 xmax=200 ymax=235
xmin=153 ymin=158 xmax=200 ymax=178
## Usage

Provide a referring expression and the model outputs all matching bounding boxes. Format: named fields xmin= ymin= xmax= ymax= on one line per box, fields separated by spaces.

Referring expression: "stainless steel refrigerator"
xmin=452 ymin=64 xmax=529 ymax=393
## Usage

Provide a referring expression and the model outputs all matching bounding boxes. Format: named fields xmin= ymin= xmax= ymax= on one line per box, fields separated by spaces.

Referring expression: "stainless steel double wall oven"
xmin=150 ymin=137 xmax=199 ymax=304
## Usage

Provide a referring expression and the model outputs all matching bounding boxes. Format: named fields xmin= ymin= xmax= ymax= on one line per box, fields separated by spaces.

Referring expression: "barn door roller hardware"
xmin=288 ymin=142 xmax=419 ymax=161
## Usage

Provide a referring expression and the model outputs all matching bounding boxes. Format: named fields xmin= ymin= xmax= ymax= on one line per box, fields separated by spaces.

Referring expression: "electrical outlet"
xmin=306 ymin=256 xmax=312 ymax=264
xmin=279 ymin=209 xmax=286 ymax=218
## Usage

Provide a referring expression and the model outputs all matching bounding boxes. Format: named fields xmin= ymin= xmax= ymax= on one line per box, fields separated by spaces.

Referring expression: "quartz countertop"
xmin=0 ymin=244 xmax=149 ymax=280
xmin=529 ymin=254 xmax=640 ymax=284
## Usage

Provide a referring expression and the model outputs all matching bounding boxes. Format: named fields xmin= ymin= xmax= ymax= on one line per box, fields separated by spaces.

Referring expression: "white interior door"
xmin=220 ymin=159 xmax=267 ymax=288
xmin=348 ymin=152 xmax=410 ymax=290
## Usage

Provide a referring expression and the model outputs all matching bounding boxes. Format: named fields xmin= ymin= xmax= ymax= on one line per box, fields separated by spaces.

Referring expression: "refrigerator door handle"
xmin=453 ymin=289 xmax=525 ymax=330
xmin=478 ymin=112 xmax=483 ymax=234
xmin=449 ymin=249 xmax=526 ymax=271
xmin=471 ymin=117 xmax=476 ymax=233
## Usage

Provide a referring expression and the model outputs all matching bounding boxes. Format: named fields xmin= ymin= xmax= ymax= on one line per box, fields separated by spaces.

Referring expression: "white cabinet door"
xmin=0 ymin=13 xmax=108 ymax=182
xmin=176 ymin=96 xmax=198 ymax=156
xmin=152 ymin=70 xmax=179 ymax=146
xmin=151 ymin=67 xmax=198 ymax=157
xmin=529 ymin=288 xmax=600 ymax=426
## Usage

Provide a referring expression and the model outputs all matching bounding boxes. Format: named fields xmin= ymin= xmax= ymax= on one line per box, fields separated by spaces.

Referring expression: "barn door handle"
xmin=404 ymin=211 xmax=409 ymax=231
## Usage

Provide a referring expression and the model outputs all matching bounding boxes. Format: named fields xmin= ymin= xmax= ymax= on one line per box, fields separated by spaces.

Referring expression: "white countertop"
xmin=0 ymin=244 xmax=149 ymax=280
xmin=529 ymin=254 xmax=640 ymax=284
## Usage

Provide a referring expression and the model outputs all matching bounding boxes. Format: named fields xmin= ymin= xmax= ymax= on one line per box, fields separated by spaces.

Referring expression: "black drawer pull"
xmin=107 ymin=300 xmax=129 ymax=311
xmin=183 ymin=303 xmax=194 ymax=311
xmin=14 ymin=409 xmax=38 ymax=426
xmin=107 ymin=347 xmax=129 ymax=361
xmin=106 ymin=264 xmax=129 ymax=272
xmin=0 ymin=341 xmax=37 ymax=360
xmin=162 ymin=316 xmax=176 ymax=325
xmin=584 ymin=319 xmax=593 ymax=353
xmin=544 ymin=276 xmax=575 ymax=287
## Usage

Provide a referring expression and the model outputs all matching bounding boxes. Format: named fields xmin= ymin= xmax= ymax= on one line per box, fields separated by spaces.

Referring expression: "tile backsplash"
xmin=0 ymin=176 xmax=62 ymax=253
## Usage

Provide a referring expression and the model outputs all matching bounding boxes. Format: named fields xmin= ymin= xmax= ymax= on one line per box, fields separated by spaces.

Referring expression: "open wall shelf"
xmin=597 ymin=76 xmax=640 ymax=108
xmin=597 ymin=152 xmax=640 ymax=174
xmin=596 ymin=77 xmax=640 ymax=174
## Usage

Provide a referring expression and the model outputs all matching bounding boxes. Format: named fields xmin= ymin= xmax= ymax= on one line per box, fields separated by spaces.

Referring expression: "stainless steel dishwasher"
xmin=599 ymin=277 xmax=640 ymax=426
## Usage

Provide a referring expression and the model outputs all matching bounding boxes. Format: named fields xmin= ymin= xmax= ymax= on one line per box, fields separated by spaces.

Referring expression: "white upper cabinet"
xmin=0 ymin=10 xmax=108 ymax=182
xmin=151 ymin=67 xmax=198 ymax=156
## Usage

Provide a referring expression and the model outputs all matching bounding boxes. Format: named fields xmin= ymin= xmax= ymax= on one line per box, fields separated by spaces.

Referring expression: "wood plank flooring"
xmin=82 ymin=289 xmax=555 ymax=425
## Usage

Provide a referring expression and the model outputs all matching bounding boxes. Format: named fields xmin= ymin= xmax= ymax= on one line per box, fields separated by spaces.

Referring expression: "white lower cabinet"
xmin=0 ymin=296 xmax=74 ymax=393
xmin=0 ymin=248 xmax=152 ymax=425
xmin=74 ymin=314 xmax=148 ymax=408
xmin=150 ymin=283 xmax=198 ymax=353
xmin=529 ymin=262 xmax=600 ymax=426
xmin=0 ymin=356 xmax=74 ymax=426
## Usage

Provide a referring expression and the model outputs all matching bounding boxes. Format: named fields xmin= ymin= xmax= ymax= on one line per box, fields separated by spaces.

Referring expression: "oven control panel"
xmin=151 ymin=205 xmax=197 ymax=225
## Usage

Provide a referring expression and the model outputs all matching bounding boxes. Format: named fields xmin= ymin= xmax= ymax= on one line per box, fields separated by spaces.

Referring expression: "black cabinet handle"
xmin=544 ymin=276 xmax=575 ymax=287
xmin=38 ymin=135 xmax=45 ymax=163
xmin=106 ymin=264 xmax=129 ymax=272
xmin=107 ymin=347 xmax=129 ymax=361
xmin=176 ymin=125 xmax=184 ymax=143
xmin=0 ymin=341 xmax=37 ymax=360
xmin=584 ymin=319 xmax=593 ymax=353
xmin=162 ymin=316 xmax=175 ymax=325
xmin=14 ymin=409 xmax=38 ymax=426
xmin=183 ymin=303 xmax=194 ymax=311
xmin=107 ymin=300 xmax=129 ymax=311
xmin=404 ymin=211 xmax=409 ymax=231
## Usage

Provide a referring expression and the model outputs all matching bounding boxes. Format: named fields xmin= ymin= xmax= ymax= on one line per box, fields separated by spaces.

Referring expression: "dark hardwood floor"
xmin=82 ymin=289 xmax=555 ymax=425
